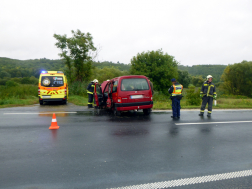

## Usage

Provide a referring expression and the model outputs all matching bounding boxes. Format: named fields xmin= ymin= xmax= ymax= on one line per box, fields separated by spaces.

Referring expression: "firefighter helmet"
xmin=207 ymin=75 xmax=213 ymax=79
xmin=93 ymin=79 xmax=98 ymax=83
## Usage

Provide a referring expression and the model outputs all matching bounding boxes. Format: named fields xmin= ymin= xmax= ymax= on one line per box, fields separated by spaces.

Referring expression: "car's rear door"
xmin=120 ymin=77 xmax=151 ymax=104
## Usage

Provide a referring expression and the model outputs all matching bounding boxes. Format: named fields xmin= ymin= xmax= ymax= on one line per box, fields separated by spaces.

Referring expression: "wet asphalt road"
xmin=1 ymin=103 xmax=252 ymax=189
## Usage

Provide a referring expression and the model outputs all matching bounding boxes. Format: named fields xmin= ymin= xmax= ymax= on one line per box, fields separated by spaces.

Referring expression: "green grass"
xmin=68 ymin=95 xmax=88 ymax=106
xmin=152 ymin=89 xmax=252 ymax=110
xmin=0 ymin=84 xmax=38 ymax=108
xmin=0 ymin=84 xmax=251 ymax=109
xmin=0 ymin=84 xmax=37 ymax=99
xmin=0 ymin=97 xmax=38 ymax=108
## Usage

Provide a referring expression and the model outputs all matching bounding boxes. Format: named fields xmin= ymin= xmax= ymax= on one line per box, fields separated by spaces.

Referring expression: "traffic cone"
xmin=49 ymin=113 xmax=60 ymax=130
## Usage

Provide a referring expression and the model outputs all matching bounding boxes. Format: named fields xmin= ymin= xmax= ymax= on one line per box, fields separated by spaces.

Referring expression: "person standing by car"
xmin=168 ymin=78 xmax=183 ymax=119
xmin=87 ymin=79 xmax=98 ymax=108
xmin=199 ymin=75 xmax=217 ymax=117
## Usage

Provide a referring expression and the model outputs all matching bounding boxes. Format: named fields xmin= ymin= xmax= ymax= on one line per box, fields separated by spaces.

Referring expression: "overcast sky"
xmin=1 ymin=0 xmax=252 ymax=66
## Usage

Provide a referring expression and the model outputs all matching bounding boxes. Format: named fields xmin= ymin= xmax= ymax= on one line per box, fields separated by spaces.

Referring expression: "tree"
xmin=221 ymin=60 xmax=252 ymax=97
xmin=93 ymin=67 xmax=129 ymax=83
xmin=178 ymin=70 xmax=190 ymax=88
xmin=130 ymin=49 xmax=179 ymax=94
xmin=53 ymin=29 xmax=96 ymax=83
xmin=191 ymin=76 xmax=204 ymax=87
xmin=0 ymin=71 xmax=11 ymax=78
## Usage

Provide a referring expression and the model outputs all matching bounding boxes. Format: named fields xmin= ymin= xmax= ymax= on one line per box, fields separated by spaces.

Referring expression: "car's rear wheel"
xmin=143 ymin=108 xmax=151 ymax=115
xmin=113 ymin=108 xmax=121 ymax=116
xmin=39 ymin=100 xmax=43 ymax=105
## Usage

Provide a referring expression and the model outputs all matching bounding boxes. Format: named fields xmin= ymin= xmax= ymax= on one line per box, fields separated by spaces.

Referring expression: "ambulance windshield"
xmin=41 ymin=76 xmax=64 ymax=87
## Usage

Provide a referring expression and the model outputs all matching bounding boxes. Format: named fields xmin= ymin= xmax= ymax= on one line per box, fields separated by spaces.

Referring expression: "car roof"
xmin=113 ymin=75 xmax=148 ymax=80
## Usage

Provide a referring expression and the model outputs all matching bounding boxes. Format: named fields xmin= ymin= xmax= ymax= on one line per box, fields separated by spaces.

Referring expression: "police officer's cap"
xmin=171 ymin=78 xmax=176 ymax=82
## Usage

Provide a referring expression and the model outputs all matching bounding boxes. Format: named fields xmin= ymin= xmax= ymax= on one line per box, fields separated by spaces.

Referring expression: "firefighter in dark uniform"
xmin=168 ymin=78 xmax=183 ymax=119
xmin=199 ymin=75 xmax=217 ymax=117
xmin=87 ymin=79 xmax=98 ymax=108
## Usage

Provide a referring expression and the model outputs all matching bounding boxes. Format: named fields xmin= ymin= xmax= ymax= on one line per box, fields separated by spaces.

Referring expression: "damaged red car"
xmin=94 ymin=75 xmax=153 ymax=115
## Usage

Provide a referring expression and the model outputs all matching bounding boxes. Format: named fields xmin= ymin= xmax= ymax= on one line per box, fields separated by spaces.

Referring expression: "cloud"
xmin=0 ymin=0 xmax=252 ymax=65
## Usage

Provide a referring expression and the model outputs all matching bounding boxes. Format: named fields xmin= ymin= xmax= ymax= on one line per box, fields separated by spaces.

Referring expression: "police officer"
xmin=199 ymin=75 xmax=217 ymax=117
xmin=87 ymin=79 xmax=98 ymax=108
xmin=168 ymin=78 xmax=183 ymax=119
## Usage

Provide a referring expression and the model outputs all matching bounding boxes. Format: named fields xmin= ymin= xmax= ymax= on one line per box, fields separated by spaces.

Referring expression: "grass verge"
xmin=68 ymin=95 xmax=88 ymax=106
xmin=0 ymin=96 xmax=38 ymax=108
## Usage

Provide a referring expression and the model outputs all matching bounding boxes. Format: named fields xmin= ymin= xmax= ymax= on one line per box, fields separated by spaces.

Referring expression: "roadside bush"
xmin=186 ymin=86 xmax=201 ymax=105
xmin=153 ymin=91 xmax=169 ymax=102
xmin=0 ymin=79 xmax=8 ymax=85
xmin=0 ymin=84 xmax=37 ymax=99
xmin=6 ymin=80 xmax=19 ymax=87
xmin=21 ymin=77 xmax=32 ymax=84
xmin=69 ymin=81 xmax=89 ymax=97
xmin=11 ymin=78 xmax=22 ymax=83
xmin=29 ymin=76 xmax=39 ymax=85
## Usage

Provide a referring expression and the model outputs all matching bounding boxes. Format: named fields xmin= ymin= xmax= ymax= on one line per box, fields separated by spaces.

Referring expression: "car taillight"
xmin=151 ymin=96 xmax=153 ymax=100
xmin=64 ymin=87 xmax=67 ymax=95
xmin=118 ymin=97 xmax=122 ymax=103
xmin=38 ymin=87 xmax=40 ymax=95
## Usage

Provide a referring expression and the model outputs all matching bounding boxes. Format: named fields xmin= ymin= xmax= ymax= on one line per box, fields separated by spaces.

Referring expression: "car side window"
xmin=113 ymin=81 xmax=118 ymax=93
xmin=96 ymin=84 xmax=102 ymax=95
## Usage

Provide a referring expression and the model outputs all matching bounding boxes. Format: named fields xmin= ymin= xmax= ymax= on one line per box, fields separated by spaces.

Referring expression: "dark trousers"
xmin=172 ymin=97 xmax=181 ymax=118
xmin=88 ymin=94 xmax=93 ymax=108
xmin=200 ymin=96 xmax=213 ymax=114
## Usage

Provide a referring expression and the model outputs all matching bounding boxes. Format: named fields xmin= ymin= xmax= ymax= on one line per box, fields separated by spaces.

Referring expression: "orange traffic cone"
xmin=49 ymin=113 xmax=60 ymax=130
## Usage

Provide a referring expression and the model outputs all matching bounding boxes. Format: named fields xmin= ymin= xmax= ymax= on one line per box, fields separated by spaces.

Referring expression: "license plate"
xmin=42 ymin=96 xmax=51 ymax=98
xmin=131 ymin=95 xmax=143 ymax=99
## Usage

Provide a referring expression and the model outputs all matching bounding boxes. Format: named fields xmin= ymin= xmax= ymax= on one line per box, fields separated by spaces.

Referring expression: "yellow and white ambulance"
xmin=38 ymin=71 xmax=68 ymax=105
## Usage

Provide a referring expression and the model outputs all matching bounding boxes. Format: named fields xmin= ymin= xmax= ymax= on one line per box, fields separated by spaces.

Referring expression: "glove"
xmin=200 ymin=94 xmax=202 ymax=98
xmin=213 ymin=95 xmax=217 ymax=100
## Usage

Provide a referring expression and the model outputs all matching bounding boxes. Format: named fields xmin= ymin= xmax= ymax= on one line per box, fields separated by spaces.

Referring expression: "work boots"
xmin=198 ymin=113 xmax=204 ymax=116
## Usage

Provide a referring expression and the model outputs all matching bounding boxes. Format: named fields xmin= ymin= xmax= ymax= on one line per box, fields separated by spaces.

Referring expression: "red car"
xmin=94 ymin=75 xmax=153 ymax=115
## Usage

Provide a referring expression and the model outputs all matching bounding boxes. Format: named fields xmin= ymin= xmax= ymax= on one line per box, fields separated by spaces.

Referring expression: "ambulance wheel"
xmin=39 ymin=100 xmax=43 ymax=105
xmin=62 ymin=99 xmax=67 ymax=105
xmin=143 ymin=108 xmax=151 ymax=115
xmin=113 ymin=108 xmax=121 ymax=116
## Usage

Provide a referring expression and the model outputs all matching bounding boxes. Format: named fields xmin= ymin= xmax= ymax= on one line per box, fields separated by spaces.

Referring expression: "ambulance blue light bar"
xmin=41 ymin=71 xmax=48 ymax=73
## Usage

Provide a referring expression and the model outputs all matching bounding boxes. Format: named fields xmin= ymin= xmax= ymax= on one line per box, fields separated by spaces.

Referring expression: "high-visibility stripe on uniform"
xmin=87 ymin=90 xmax=93 ymax=94
xmin=172 ymin=84 xmax=183 ymax=96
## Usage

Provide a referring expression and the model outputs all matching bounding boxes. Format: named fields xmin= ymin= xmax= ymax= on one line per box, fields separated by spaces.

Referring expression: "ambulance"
xmin=38 ymin=71 xmax=68 ymax=105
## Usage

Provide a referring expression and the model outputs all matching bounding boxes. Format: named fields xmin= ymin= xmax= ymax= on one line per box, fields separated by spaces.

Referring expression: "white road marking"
xmin=175 ymin=120 xmax=252 ymax=126
xmin=152 ymin=109 xmax=252 ymax=112
xmin=4 ymin=112 xmax=77 ymax=115
xmin=110 ymin=169 xmax=252 ymax=189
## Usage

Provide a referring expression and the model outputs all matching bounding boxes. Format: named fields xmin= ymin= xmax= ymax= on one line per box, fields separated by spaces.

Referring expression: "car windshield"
xmin=41 ymin=76 xmax=64 ymax=87
xmin=121 ymin=78 xmax=149 ymax=91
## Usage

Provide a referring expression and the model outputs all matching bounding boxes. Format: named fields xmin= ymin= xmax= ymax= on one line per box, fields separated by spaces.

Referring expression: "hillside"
xmin=0 ymin=57 xmax=226 ymax=83
xmin=178 ymin=65 xmax=227 ymax=82
xmin=0 ymin=57 xmax=130 ymax=78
